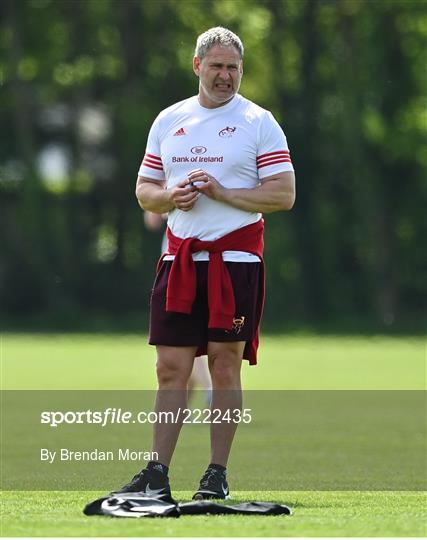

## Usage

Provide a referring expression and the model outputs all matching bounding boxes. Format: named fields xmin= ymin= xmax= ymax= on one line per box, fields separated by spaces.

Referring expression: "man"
xmin=116 ymin=26 xmax=295 ymax=502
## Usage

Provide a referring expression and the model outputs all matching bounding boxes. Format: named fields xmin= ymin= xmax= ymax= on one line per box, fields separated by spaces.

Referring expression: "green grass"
xmin=1 ymin=333 xmax=425 ymax=390
xmin=1 ymin=332 xmax=425 ymax=536
xmin=1 ymin=491 xmax=425 ymax=537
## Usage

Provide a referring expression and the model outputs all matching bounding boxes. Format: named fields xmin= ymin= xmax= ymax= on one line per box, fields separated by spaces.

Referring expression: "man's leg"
xmin=112 ymin=344 xmax=197 ymax=499
xmin=192 ymin=340 xmax=244 ymax=500
xmin=207 ymin=340 xmax=245 ymax=466
xmin=152 ymin=345 xmax=198 ymax=466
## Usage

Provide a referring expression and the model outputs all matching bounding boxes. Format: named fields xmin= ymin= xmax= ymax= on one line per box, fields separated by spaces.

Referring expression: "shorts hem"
xmin=148 ymin=339 xmax=203 ymax=348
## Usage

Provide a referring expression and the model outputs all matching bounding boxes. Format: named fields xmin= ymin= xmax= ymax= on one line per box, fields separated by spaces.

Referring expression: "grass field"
xmin=1 ymin=332 xmax=426 ymax=537
xmin=2 ymin=491 xmax=425 ymax=537
xmin=1 ymin=333 xmax=425 ymax=390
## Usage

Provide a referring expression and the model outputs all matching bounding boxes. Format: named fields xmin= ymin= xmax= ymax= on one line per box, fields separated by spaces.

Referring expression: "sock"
xmin=208 ymin=463 xmax=226 ymax=474
xmin=147 ymin=461 xmax=169 ymax=476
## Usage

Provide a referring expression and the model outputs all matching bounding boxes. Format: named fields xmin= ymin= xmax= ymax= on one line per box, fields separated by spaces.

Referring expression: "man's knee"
xmin=156 ymin=359 xmax=181 ymax=386
xmin=210 ymin=364 xmax=239 ymax=388
xmin=156 ymin=347 xmax=194 ymax=387
xmin=208 ymin=343 xmax=243 ymax=388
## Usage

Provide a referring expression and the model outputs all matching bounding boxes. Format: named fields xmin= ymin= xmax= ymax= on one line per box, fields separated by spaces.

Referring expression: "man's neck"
xmin=197 ymin=93 xmax=236 ymax=109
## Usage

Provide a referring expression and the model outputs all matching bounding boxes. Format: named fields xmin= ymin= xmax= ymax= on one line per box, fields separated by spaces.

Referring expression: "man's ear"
xmin=240 ymin=60 xmax=244 ymax=75
xmin=193 ymin=56 xmax=201 ymax=77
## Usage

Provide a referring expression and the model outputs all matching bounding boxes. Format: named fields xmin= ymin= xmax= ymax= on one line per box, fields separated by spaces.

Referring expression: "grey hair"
xmin=195 ymin=27 xmax=244 ymax=60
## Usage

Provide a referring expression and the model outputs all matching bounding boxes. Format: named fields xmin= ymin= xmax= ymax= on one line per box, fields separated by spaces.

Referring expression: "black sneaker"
xmin=112 ymin=468 xmax=175 ymax=503
xmin=192 ymin=466 xmax=230 ymax=500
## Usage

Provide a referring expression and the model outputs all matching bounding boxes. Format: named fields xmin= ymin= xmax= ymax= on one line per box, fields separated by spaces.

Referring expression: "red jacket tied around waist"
xmin=157 ymin=219 xmax=265 ymax=365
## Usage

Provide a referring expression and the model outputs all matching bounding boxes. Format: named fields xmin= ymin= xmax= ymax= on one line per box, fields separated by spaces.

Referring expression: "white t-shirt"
xmin=138 ymin=94 xmax=294 ymax=261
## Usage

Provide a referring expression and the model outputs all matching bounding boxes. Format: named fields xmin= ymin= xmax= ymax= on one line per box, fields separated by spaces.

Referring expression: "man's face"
xmin=193 ymin=44 xmax=243 ymax=109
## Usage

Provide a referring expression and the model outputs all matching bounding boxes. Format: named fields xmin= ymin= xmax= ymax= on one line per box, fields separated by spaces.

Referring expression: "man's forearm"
xmin=220 ymin=179 xmax=295 ymax=213
xmin=189 ymin=169 xmax=296 ymax=213
xmin=135 ymin=181 xmax=174 ymax=213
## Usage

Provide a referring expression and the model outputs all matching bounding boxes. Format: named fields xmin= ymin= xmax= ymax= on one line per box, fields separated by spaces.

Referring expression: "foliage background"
xmin=1 ymin=0 xmax=426 ymax=332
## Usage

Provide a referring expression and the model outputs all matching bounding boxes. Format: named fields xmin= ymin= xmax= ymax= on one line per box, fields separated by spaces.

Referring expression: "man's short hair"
xmin=195 ymin=27 xmax=244 ymax=60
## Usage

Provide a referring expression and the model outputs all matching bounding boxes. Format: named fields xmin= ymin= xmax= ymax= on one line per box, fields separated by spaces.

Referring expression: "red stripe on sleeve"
xmin=257 ymin=150 xmax=289 ymax=163
xmin=145 ymin=153 xmax=162 ymax=163
xmin=144 ymin=157 xmax=164 ymax=168
xmin=142 ymin=161 xmax=164 ymax=171
xmin=257 ymin=158 xmax=292 ymax=170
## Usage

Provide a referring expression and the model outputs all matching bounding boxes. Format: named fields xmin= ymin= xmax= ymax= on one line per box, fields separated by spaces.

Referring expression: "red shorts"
xmin=149 ymin=261 xmax=261 ymax=347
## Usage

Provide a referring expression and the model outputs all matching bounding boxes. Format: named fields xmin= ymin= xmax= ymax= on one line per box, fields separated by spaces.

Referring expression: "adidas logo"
xmin=173 ymin=127 xmax=186 ymax=136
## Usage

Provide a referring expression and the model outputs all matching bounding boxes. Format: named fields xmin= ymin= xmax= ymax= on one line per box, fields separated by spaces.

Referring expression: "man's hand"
xmin=169 ymin=179 xmax=200 ymax=211
xmin=187 ymin=169 xmax=225 ymax=202
xmin=136 ymin=176 xmax=199 ymax=213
